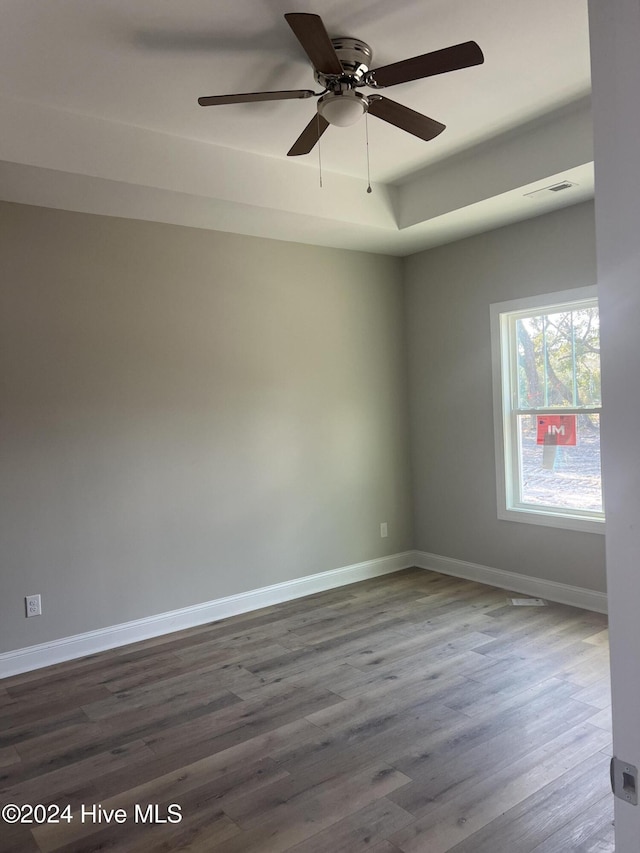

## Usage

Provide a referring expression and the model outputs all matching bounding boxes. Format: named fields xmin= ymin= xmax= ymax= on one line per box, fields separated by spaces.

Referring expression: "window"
xmin=491 ymin=286 xmax=604 ymax=533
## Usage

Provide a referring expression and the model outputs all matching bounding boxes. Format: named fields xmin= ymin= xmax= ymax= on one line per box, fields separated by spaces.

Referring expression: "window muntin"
xmin=514 ymin=307 xmax=601 ymax=410
xmin=491 ymin=287 xmax=604 ymax=533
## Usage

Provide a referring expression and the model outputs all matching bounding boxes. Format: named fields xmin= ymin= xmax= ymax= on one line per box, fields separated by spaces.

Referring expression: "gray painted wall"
xmin=0 ymin=202 xmax=411 ymax=653
xmin=404 ymin=201 xmax=607 ymax=593
xmin=0 ymin=198 xmax=607 ymax=657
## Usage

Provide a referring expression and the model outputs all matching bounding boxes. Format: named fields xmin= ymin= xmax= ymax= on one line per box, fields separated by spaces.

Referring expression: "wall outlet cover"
xmin=25 ymin=594 xmax=42 ymax=617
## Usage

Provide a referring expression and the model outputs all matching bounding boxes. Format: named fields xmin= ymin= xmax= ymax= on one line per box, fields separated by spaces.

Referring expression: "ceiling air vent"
xmin=524 ymin=181 xmax=578 ymax=199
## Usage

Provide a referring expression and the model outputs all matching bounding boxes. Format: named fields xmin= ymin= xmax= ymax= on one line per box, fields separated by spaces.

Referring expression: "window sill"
xmin=498 ymin=506 xmax=605 ymax=535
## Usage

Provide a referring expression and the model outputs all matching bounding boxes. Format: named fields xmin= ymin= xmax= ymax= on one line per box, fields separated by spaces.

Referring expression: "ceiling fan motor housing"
xmin=314 ymin=37 xmax=373 ymax=88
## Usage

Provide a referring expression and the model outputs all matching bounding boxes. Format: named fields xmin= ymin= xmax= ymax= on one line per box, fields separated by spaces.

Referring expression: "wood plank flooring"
xmin=0 ymin=568 xmax=614 ymax=852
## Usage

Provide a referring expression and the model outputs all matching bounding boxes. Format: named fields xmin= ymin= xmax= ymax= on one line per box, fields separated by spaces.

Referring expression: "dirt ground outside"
xmin=520 ymin=414 xmax=603 ymax=512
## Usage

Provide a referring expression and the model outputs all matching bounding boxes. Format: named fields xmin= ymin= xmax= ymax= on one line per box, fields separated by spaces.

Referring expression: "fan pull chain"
xmin=365 ymin=111 xmax=372 ymax=193
xmin=317 ymin=113 xmax=323 ymax=188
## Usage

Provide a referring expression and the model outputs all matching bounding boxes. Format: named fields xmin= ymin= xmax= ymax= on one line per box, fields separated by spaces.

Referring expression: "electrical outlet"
xmin=25 ymin=594 xmax=41 ymax=618
xmin=380 ymin=522 xmax=388 ymax=538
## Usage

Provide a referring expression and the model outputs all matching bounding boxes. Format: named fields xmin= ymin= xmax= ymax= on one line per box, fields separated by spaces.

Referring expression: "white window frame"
xmin=490 ymin=285 xmax=605 ymax=534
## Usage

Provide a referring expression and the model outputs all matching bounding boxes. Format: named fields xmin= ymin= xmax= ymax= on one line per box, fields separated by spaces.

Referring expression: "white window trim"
xmin=490 ymin=285 xmax=605 ymax=535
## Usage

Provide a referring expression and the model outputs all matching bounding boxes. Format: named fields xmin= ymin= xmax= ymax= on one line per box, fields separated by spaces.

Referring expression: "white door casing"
xmin=589 ymin=0 xmax=640 ymax=848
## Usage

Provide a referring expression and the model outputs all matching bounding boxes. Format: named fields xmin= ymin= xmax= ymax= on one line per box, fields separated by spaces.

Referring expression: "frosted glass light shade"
xmin=318 ymin=92 xmax=367 ymax=127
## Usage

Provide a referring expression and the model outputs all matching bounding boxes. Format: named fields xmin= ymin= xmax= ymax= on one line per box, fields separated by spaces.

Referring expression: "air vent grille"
xmin=524 ymin=181 xmax=578 ymax=199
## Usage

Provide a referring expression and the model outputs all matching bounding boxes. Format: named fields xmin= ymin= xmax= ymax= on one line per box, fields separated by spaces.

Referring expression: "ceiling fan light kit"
xmin=197 ymin=11 xmax=484 ymax=157
xmin=318 ymin=90 xmax=368 ymax=127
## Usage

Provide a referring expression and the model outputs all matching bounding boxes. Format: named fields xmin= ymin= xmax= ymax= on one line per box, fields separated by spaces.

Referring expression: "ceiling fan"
xmin=198 ymin=12 xmax=484 ymax=156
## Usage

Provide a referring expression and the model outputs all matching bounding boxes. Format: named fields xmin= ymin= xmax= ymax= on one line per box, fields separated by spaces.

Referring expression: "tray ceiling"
xmin=0 ymin=0 xmax=594 ymax=254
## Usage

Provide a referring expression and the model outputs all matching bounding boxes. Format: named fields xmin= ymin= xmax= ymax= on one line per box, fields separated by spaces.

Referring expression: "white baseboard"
xmin=413 ymin=550 xmax=608 ymax=614
xmin=0 ymin=552 xmax=415 ymax=678
xmin=1 ymin=549 xmax=607 ymax=679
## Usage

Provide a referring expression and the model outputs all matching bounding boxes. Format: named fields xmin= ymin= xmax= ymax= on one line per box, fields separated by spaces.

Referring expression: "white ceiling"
xmin=0 ymin=0 xmax=594 ymax=255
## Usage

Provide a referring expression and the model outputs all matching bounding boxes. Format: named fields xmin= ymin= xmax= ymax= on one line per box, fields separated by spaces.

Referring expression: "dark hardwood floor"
xmin=0 ymin=568 xmax=613 ymax=852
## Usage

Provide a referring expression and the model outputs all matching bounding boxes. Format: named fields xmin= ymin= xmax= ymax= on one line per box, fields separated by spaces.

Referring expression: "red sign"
xmin=536 ymin=415 xmax=577 ymax=446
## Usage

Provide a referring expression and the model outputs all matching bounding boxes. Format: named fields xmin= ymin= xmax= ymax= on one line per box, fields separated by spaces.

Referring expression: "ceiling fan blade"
xmin=367 ymin=97 xmax=446 ymax=141
xmin=287 ymin=113 xmax=330 ymax=156
xmin=369 ymin=41 xmax=484 ymax=88
xmin=284 ymin=12 xmax=343 ymax=75
xmin=198 ymin=89 xmax=315 ymax=106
